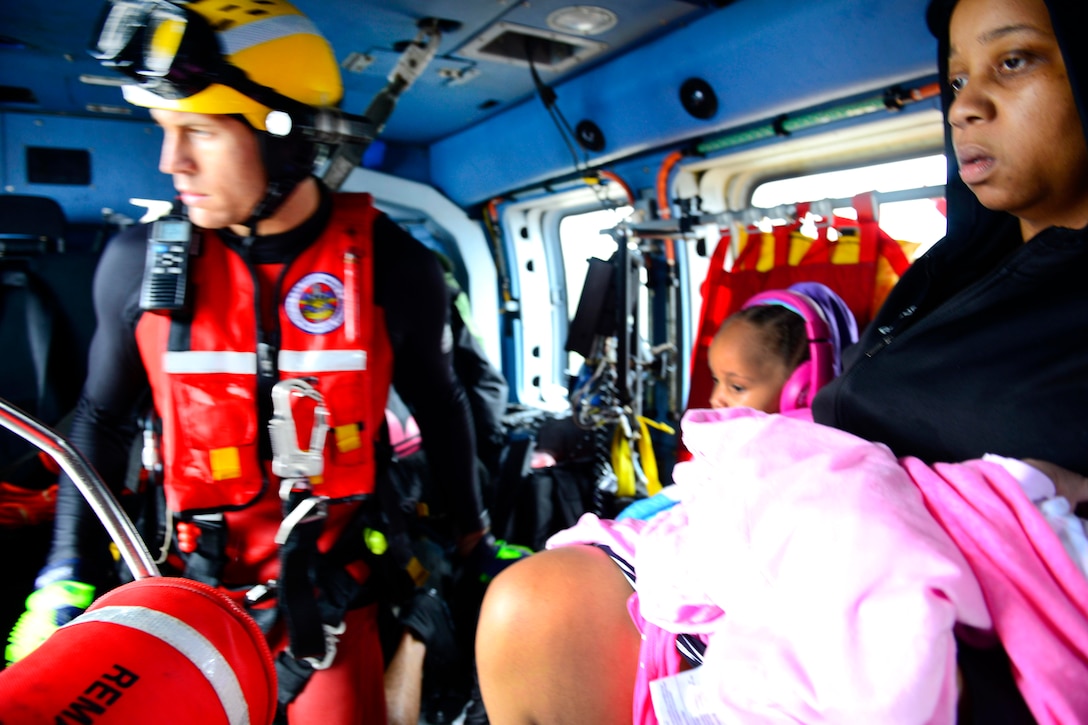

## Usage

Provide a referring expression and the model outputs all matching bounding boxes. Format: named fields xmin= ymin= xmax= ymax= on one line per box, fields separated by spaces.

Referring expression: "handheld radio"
xmin=139 ymin=211 xmax=197 ymax=312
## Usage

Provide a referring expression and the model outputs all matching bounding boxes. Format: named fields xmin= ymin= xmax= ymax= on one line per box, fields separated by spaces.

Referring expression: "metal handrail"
xmin=0 ymin=397 xmax=160 ymax=580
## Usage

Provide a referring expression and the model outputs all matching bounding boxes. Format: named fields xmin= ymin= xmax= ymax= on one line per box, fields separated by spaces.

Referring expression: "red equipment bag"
xmin=0 ymin=576 xmax=276 ymax=725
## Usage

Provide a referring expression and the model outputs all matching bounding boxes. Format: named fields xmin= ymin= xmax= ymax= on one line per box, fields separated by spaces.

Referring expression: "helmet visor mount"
xmin=91 ymin=0 xmax=219 ymax=100
xmin=90 ymin=0 xmax=311 ymax=112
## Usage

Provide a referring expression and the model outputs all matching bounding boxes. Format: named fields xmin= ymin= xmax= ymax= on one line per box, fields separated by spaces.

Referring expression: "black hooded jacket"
xmin=812 ymin=1 xmax=1088 ymax=721
xmin=813 ymin=0 xmax=1088 ymax=477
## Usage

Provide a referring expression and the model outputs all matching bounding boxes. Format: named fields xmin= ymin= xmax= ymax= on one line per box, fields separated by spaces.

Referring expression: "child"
xmin=707 ymin=281 xmax=856 ymax=414
xmin=618 ymin=281 xmax=856 ymax=522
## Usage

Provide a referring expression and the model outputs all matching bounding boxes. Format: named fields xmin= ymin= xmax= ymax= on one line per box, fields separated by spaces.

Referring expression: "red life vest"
xmin=136 ymin=194 xmax=393 ymax=515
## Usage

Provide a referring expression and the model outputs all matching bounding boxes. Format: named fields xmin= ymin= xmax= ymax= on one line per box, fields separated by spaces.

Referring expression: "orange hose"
xmin=911 ymin=82 xmax=942 ymax=102
xmin=598 ymin=169 xmax=635 ymax=206
xmin=655 ymin=150 xmax=685 ymax=265
xmin=487 ymin=197 xmax=502 ymax=224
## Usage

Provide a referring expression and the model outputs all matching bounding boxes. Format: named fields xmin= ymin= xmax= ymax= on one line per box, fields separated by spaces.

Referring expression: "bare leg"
xmin=384 ymin=630 xmax=426 ymax=725
xmin=475 ymin=545 xmax=641 ymax=724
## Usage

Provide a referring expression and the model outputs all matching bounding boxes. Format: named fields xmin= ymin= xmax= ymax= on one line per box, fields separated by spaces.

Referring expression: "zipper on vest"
xmin=240 ymin=234 xmax=279 ymax=461
xmin=240 ymin=234 xmax=278 ymax=379
xmin=258 ymin=342 xmax=276 ymax=377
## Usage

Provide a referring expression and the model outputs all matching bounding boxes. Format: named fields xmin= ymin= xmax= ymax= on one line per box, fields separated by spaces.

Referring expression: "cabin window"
xmin=558 ymin=205 xmax=636 ymax=380
xmin=750 ymin=154 xmax=947 ymax=257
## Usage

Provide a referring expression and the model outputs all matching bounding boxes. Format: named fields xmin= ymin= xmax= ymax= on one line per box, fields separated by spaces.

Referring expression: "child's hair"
xmin=724 ymin=303 xmax=809 ymax=373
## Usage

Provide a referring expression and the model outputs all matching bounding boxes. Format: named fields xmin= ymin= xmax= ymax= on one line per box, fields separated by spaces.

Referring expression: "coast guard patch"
xmin=285 ymin=272 xmax=344 ymax=334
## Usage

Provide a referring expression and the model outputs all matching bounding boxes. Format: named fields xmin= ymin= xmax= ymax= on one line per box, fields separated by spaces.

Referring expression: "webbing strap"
xmin=183 ymin=517 xmax=229 ymax=586
xmin=274 ymin=651 xmax=315 ymax=720
xmin=272 ymin=508 xmax=379 ymax=721
xmin=180 ymin=498 xmax=380 ymax=718
xmin=278 ymin=493 xmax=327 ymax=661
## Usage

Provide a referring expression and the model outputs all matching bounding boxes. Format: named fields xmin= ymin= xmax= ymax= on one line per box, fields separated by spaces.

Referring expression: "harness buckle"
xmin=245 ymin=580 xmax=278 ymax=606
xmin=279 ymin=477 xmax=312 ymax=501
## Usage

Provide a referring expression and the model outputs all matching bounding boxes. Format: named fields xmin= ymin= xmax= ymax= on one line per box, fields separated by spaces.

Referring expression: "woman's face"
xmin=948 ymin=0 xmax=1088 ymax=239
xmin=707 ymin=319 xmax=791 ymax=413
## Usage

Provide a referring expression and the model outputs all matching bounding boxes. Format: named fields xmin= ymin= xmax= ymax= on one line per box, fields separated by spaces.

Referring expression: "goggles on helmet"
xmin=89 ymin=0 xmax=311 ymax=115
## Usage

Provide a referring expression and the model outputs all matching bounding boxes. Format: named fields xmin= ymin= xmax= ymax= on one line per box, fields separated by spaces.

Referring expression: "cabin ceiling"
xmin=0 ymin=0 xmax=940 ymax=211
xmin=0 ymin=0 xmax=728 ymax=145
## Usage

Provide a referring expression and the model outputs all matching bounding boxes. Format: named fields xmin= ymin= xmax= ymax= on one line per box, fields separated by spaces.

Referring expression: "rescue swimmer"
xmin=5 ymin=0 xmax=509 ymax=720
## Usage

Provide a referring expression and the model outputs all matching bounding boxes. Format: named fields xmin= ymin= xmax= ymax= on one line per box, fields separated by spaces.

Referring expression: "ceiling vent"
xmin=459 ymin=21 xmax=607 ymax=73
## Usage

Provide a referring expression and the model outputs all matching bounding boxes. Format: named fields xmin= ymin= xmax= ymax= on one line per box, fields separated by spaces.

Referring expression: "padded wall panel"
xmin=1 ymin=113 xmax=174 ymax=226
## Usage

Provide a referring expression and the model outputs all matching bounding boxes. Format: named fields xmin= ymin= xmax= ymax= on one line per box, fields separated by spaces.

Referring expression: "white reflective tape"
xmin=164 ymin=351 xmax=257 ymax=375
xmin=279 ymin=349 xmax=366 ymax=373
xmin=219 ymin=14 xmax=323 ymax=58
xmin=71 ymin=605 xmax=250 ymax=725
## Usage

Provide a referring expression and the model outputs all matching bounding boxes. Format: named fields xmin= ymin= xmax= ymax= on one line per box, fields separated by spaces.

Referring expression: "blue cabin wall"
xmin=1 ymin=112 xmax=175 ymax=231
xmin=429 ymin=0 xmax=937 ymax=208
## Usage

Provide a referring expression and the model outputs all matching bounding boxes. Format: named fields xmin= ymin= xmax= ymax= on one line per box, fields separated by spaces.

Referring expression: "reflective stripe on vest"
xmin=279 ymin=349 xmax=367 ymax=373
xmin=136 ymin=193 xmax=393 ymax=513
xmin=164 ymin=351 xmax=257 ymax=374
xmin=162 ymin=350 xmax=367 ymax=375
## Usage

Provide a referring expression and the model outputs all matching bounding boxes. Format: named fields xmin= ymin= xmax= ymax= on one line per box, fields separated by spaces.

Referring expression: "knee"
xmin=477 ymin=545 xmax=626 ymax=653
xmin=475 ymin=546 xmax=640 ymax=724
xmin=476 ymin=551 xmax=546 ymax=646
xmin=476 ymin=548 xmax=580 ymax=657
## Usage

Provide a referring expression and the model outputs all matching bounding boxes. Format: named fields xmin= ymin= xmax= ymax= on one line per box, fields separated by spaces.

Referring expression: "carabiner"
xmin=269 ymin=378 xmax=330 ymax=482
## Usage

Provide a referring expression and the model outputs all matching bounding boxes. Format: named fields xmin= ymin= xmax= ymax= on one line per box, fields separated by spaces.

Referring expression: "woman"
xmin=475 ymin=0 xmax=1088 ymax=722
xmin=814 ymin=0 xmax=1088 ymax=718
xmin=814 ymin=0 xmax=1088 ymax=478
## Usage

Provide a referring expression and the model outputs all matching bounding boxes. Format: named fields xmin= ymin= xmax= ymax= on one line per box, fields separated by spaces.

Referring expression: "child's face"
xmin=948 ymin=0 xmax=1088 ymax=239
xmin=707 ymin=319 xmax=791 ymax=413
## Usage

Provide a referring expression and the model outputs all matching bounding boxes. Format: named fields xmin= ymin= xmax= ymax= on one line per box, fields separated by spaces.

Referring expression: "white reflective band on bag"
xmin=218 ymin=14 xmax=323 ymax=57
xmin=72 ymin=605 xmax=251 ymax=725
xmin=163 ymin=350 xmax=257 ymax=375
xmin=279 ymin=348 xmax=366 ymax=373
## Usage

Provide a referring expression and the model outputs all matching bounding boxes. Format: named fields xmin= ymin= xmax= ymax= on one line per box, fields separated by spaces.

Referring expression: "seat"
xmin=0 ymin=195 xmax=67 ymax=256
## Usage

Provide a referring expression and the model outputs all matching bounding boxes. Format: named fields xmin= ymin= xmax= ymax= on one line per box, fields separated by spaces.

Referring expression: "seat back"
xmin=0 ymin=196 xmax=97 ymax=485
xmin=0 ymin=195 xmax=67 ymax=256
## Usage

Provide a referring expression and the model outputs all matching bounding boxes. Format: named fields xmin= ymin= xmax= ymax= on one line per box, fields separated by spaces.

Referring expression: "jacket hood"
xmin=925 ymin=0 xmax=1088 ymax=247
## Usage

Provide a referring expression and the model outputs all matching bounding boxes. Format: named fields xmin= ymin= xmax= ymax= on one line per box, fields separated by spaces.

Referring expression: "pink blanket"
xmin=548 ymin=407 xmax=1086 ymax=723
xmin=906 ymin=457 xmax=1088 ymax=723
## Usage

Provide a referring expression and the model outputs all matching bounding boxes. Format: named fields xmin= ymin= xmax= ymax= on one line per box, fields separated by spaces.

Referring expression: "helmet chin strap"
xmin=237 ymin=115 xmax=319 ymax=237
xmin=243 ymin=175 xmax=302 ymax=236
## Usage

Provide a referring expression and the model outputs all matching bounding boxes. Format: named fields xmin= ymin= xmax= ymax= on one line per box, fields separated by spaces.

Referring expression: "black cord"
xmin=525 ymin=37 xmax=588 ymax=174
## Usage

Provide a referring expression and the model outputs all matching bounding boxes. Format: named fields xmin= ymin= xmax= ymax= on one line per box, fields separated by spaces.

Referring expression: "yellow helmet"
xmin=95 ymin=0 xmax=342 ymax=130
